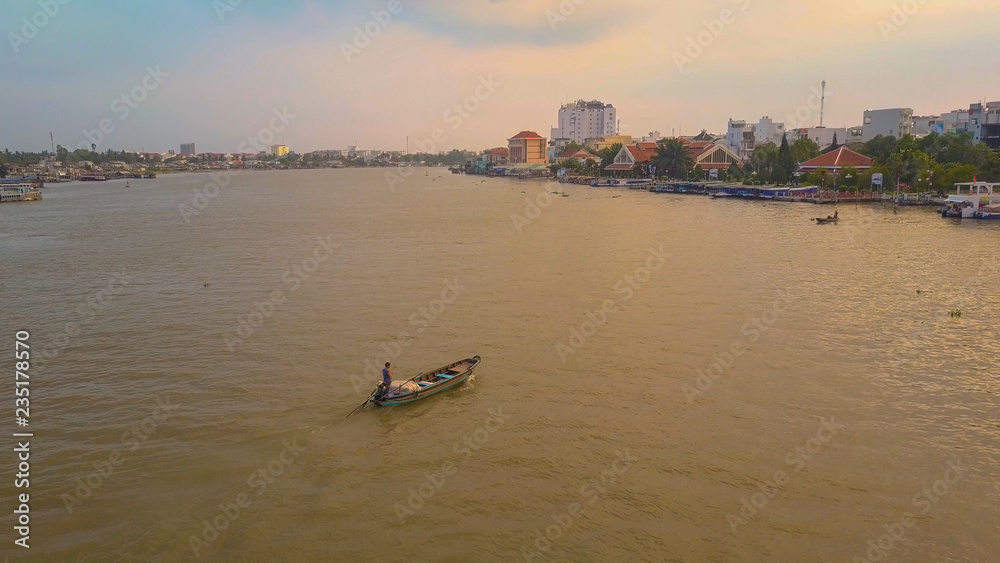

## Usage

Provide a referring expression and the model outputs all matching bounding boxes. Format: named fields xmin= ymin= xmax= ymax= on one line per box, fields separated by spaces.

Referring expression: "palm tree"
xmin=652 ymin=138 xmax=694 ymax=179
xmin=598 ymin=143 xmax=624 ymax=170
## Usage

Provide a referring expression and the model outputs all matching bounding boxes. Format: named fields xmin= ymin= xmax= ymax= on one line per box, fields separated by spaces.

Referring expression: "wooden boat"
xmin=814 ymin=217 xmax=839 ymax=224
xmin=371 ymin=356 xmax=481 ymax=406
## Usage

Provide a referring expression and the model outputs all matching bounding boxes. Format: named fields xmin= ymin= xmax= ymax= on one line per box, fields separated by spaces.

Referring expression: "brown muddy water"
xmin=1 ymin=168 xmax=998 ymax=562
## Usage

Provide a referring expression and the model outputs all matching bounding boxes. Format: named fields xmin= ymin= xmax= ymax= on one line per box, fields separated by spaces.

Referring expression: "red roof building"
xmin=556 ymin=148 xmax=599 ymax=165
xmin=797 ymin=146 xmax=873 ymax=172
xmin=680 ymin=139 xmax=742 ymax=171
xmin=507 ymin=131 xmax=548 ymax=164
xmin=485 ymin=147 xmax=509 ymax=166
xmin=605 ymin=144 xmax=659 ymax=172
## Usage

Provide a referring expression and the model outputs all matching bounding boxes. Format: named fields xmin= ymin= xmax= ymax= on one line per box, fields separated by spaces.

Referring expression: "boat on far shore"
xmin=940 ymin=182 xmax=999 ymax=219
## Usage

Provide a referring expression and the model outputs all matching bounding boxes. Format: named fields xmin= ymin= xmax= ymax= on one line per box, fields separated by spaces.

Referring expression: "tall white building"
xmin=550 ymin=100 xmax=617 ymax=146
xmin=725 ymin=116 xmax=785 ymax=160
xmin=726 ymin=120 xmax=753 ymax=160
xmin=966 ymin=101 xmax=1000 ymax=149
xmin=786 ymin=127 xmax=853 ymax=148
xmin=755 ymin=117 xmax=785 ymax=146
xmin=862 ymin=108 xmax=914 ymax=142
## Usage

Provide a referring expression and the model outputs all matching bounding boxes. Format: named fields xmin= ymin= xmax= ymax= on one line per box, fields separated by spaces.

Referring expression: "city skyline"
xmin=3 ymin=0 xmax=1000 ymax=153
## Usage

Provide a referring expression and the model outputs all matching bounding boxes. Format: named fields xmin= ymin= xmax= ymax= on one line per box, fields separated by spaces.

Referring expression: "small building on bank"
xmin=797 ymin=146 xmax=873 ymax=174
xmin=508 ymin=131 xmax=548 ymax=164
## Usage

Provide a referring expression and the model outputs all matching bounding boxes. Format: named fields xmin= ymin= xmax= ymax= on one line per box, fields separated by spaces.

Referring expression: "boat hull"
xmin=374 ymin=356 xmax=481 ymax=406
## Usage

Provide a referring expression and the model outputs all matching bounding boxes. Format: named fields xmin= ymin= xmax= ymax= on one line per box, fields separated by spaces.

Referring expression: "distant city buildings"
xmin=862 ymin=108 xmax=914 ymax=142
xmin=786 ymin=127 xmax=861 ymax=147
xmin=508 ymin=131 xmax=548 ymax=164
xmin=270 ymin=144 xmax=290 ymax=157
xmin=584 ymin=134 xmax=633 ymax=152
xmin=180 ymin=142 xmax=196 ymax=155
xmin=725 ymin=117 xmax=786 ymax=160
xmin=969 ymin=101 xmax=1000 ymax=149
xmin=549 ymin=99 xmax=617 ymax=159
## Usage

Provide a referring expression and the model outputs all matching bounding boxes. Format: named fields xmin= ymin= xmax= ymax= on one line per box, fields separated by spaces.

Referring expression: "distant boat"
xmin=126 ymin=181 xmax=130 ymax=189
xmin=369 ymin=356 xmax=481 ymax=407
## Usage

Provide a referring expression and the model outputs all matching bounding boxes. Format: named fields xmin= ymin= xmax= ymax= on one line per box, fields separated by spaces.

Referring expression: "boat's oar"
xmin=344 ymin=398 xmax=371 ymax=419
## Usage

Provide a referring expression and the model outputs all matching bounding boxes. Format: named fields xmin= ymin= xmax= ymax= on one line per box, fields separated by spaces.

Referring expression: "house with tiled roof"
xmin=797 ymin=146 xmax=873 ymax=173
xmin=680 ymin=139 xmax=742 ymax=171
xmin=556 ymin=147 xmax=599 ymax=166
xmin=507 ymin=131 xmax=548 ymax=164
xmin=484 ymin=147 xmax=509 ymax=166
xmin=605 ymin=144 xmax=659 ymax=174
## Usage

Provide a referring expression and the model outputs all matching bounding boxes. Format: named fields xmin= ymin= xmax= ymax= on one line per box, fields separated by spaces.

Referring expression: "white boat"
xmin=976 ymin=204 xmax=1000 ymax=220
xmin=941 ymin=182 xmax=999 ymax=218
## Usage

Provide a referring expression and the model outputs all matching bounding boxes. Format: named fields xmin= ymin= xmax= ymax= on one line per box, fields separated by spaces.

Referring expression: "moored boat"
xmin=940 ymin=182 xmax=999 ymax=218
xmin=976 ymin=204 xmax=1000 ymax=220
xmin=370 ymin=356 xmax=481 ymax=406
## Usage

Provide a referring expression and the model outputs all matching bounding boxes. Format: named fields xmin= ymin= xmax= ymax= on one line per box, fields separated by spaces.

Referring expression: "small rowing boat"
xmin=370 ymin=356 xmax=481 ymax=407
xmin=814 ymin=217 xmax=840 ymax=224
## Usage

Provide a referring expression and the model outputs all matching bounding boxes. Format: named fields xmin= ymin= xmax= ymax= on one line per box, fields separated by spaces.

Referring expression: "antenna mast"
xmin=820 ymin=80 xmax=826 ymax=127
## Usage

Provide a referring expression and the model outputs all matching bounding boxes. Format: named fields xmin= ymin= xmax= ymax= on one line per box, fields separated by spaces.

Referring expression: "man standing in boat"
xmin=382 ymin=363 xmax=393 ymax=387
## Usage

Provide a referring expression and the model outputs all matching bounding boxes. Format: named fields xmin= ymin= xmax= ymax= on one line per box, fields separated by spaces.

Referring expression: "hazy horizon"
xmin=3 ymin=0 xmax=999 ymax=154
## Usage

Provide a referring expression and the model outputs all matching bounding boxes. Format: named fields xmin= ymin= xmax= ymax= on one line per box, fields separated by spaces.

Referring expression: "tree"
xmin=652 ymin=138 xmax=694 ymax=179
xmin=597 ymin=143 xmax=624 ymax=171
xmin=750 ymin=142 xmax=779 ymax=181
xmin=790 ymin=138 xmax=820 ymax=164
xmin=727 ymin=162 xmax=744 ymax=181
xmin=839 ymin=166 xmax=859 ymax=189
xmin=860 ymin=135 xmax=897 ymax=165
xmin=824 ymin=132 xmax=840 ymax=154
xmin=0 ymin=162 xmax=7 ymax=178
xmin=776 ymin=134 xmax=795 ymax=184
xmin=888 ymin=149 xmax=933 ymax=189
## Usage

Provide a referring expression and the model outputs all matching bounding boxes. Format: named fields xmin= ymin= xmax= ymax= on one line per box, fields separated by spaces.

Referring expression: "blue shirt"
xmin=382 ymin=368 xmax=392 ymax=385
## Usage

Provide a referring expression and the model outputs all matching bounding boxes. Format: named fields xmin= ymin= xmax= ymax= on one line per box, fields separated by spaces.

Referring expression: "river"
xmin=1 ymin=168 xmax=997 ymax=562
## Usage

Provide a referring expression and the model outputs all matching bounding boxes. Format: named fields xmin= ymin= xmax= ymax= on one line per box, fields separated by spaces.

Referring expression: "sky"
xmin=2 ymin=0 xmax=999 ymax=153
